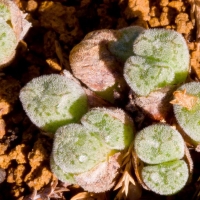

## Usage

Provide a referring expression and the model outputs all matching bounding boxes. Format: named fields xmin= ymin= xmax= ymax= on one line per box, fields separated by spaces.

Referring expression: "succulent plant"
xmin=19 ymin=73 xmax=88 ymax=134
xmin=134 ymin=124 xmax=189 ymax=195
xmin=51 ymin=107 xmax=135 ymax=192
xmin=0 ymin=0 xmax=31 ymax=67
xmin=69 ymin=26 xmax=144 ymax=102
xmin=172 ymin=82 xmax=200 ymax=145
xmin=124 ymin=28 xmax=190 ymax=96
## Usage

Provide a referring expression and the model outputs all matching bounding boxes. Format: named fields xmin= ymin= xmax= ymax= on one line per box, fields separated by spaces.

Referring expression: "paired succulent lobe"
xmin=124 ymin=29 xmax=189 ymax=96
xmin=134 ymin=124 xmax=189 ymax=195
xmin=51 ymin=107 xmax=135 ymax=192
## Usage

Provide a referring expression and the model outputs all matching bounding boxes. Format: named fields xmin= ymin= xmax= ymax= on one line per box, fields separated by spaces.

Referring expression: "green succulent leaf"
xmin=52 ymin=124 xmax=110 ymax=174
xmin=81 ymin=107 xmax=135 ymax=150
xmin=50 ymin=155 xmax=76 ymax=184
xmin=173 ymin=82 xmax=200 ymax=144
xmin=0 ymin=19 xmax=17 ymax=66
xmin=108 ymin=26 xmax=144 ymax=63
xmin=134 ymin=124 xmax=185 ymax=164
xmin=124 ymin=28 xmax=189 ymax=96
xmin=142 ymin=160 xmax=189 ymax=195
xmin=19 ymin=74 xmax=88 ymax=134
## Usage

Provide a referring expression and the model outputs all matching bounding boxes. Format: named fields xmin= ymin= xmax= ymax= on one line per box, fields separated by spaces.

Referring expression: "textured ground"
xmin=0 ymin=0 xmax=200 ymax=199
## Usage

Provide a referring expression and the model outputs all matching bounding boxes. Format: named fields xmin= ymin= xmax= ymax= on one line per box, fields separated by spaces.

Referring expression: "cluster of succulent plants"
xmin=19 ymin=25 xmax=198 ymax=197
xmin=0 ymin=0 xmax=31 ymax=67
xmin=19 ymin=70 xmax=135 ymax=192
xmin=134 ymin=124 xmax=190 ymax=195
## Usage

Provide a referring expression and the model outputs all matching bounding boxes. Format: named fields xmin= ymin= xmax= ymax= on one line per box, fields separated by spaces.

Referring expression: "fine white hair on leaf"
xmin=19 ymin=74 xmax=88 ymax=134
